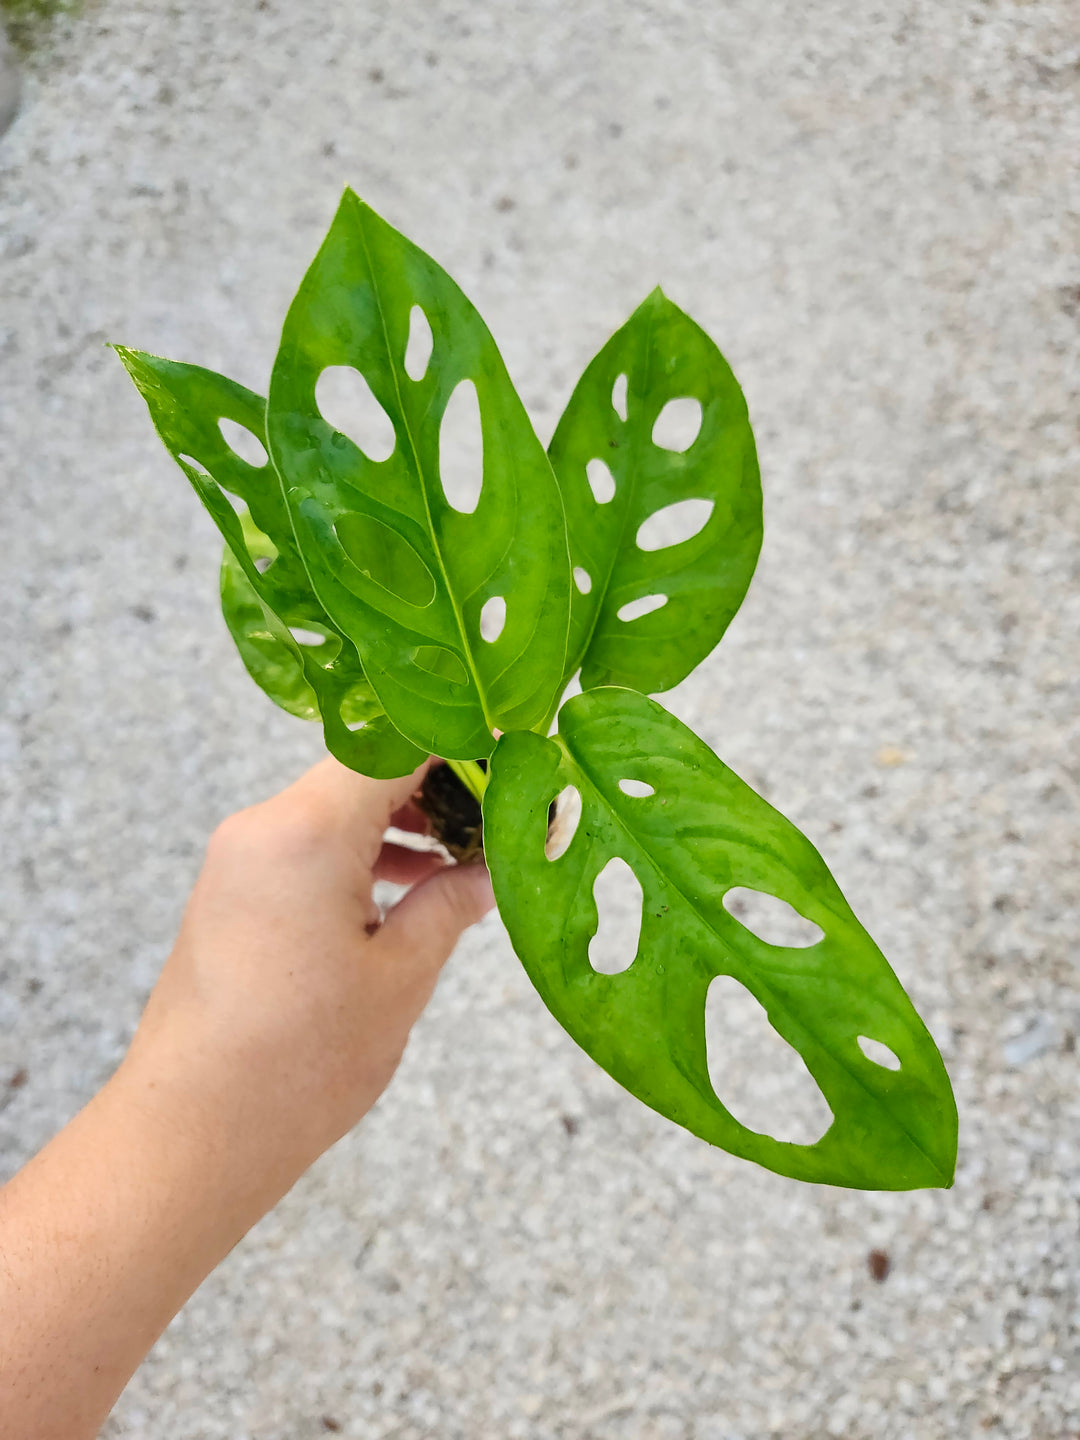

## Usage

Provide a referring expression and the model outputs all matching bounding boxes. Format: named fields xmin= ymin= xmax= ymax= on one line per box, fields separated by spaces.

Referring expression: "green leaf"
xmin=266 ymin=189 xmax=572 ymax=760
xmin=485 ymin=688 xmax=957 ymax=1190
xmin=219 ymin=516 xmax=320 ymax=721
xmin=548 ymin=289 xmax=762 ymax=695
xmin=115 ymin=348 xmax=425 ymax=779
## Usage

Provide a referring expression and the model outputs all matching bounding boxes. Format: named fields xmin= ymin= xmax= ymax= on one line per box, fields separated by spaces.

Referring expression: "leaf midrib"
xmin=355 ymin=202 xmax=496 ymax=738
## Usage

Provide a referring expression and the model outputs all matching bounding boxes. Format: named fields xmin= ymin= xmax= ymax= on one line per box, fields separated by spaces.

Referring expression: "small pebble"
xmin=868 ymin=1249 xmax=891 ymax=1283
xmin=875 ymin=746 xmax=909 ymax=768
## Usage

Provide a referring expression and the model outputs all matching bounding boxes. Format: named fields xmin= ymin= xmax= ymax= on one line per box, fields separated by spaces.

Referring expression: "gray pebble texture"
xmin=1 ymin=2 xmax=1078 ymax=1436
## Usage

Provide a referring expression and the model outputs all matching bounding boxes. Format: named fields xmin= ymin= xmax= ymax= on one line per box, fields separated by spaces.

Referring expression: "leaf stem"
xmin=446 ymin=758 xmax=489 ymax=804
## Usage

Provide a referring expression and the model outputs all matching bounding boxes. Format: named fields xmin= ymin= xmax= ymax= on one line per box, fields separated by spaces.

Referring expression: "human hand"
xmin=119 ymin=756 xmax=495 ymax=1208
xmin=0 ymin=757 xmax=494 ymax=1440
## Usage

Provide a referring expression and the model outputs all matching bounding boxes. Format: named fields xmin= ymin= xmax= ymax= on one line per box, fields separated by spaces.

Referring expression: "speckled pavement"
xmin=1 ymin=3 xmax=1078 ymax=1436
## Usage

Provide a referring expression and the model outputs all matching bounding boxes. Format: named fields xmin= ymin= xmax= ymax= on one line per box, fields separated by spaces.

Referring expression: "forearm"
xmin=0 ymin=1061 xmax=285 ymax=1440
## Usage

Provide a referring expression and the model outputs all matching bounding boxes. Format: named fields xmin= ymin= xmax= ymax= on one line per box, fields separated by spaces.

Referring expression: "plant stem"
xmin=446 ymin=758 xmax=488 ymax=804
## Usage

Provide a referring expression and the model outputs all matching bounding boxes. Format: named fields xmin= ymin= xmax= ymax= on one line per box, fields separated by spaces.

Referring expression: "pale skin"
xmin=0 ymin=757 xmax=495 ymax=1440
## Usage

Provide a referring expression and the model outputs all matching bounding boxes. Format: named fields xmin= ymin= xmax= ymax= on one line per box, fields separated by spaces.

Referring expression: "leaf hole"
xmin=705 ymin=975 xmax=833 ymax=1144
xmin=652 ymin=397 xmax=702 ymax=452
xmin=404 ymin=305 xmax=434 ymax=382
xmin=548 ymin=670 xmax=582 ymax=737
xmin=254 ymin=555 xmax=274 ymax=573
xmin=316 ymin=366 xmax=396 ymax=462
xmin=722 ymin=888 xmax=824 ymax=948
xmin=586 ymin=458 xmax=616 ymax=505
xmin=618 ymin=778 xmax=655 ymax=798
xmin=345 ymin=719 xmax=367 ymax=732
xmin=479 ymin=595 xmax=506 ymax=643
xmin=617 ymin=594 xmax=668 ymax=623
xmin=178 ymin=452 xmax=212 ymax=480
xmin=573 ymin=566 xmax=592 ymax=595
xmin=588 ymin=857 xmax=642 ymax=975
xmin=289 ymin=627 xmax=328 ymax=648
xmin=857 ymin=1036 xmax=902 ymax=1071
xmin=439 ymin=378 xmax=484 ymax=513
xmin=636 ymin=497 xmax=715 ymax=552
xmin=218 ymin=417 xmax=268 ymax=469
xmin=545 ymin=785 xmax=582 ymax=861
xmin=611 ymin=372 xmax=628 ymax=421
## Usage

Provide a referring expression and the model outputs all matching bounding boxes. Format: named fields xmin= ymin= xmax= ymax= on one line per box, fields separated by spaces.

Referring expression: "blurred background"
xmin=1 ymin=2 xmax=1077 ymax=1436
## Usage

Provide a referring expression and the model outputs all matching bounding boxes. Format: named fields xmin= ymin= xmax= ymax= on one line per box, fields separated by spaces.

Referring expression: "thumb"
xmin=376 ymin=861 xmax=497 ymax=983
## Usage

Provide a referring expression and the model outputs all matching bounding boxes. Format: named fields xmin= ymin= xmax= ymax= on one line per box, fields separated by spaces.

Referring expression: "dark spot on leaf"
xmin=369 ymin=67 xmax=384 ymax=82
xmin=8 ymin=1068 xmax=28 ymax=1090
xmin=132 ymin=604 xmax=156 ymax=623
xmin=867 ymin=1248 xmax=890 ymax=1282
xmin=173 ymin=554 xmax=188 ymax=571
xmin=495 ymin=195 xmax=515 ymax=213
xmin=561 ymin=1114 xmax=579 ymax=1137
xmin=321 ymin=1419 xmax=342 ymax=1433
xmin=372 ymin=1381 xmax=384 ymax=1397
xmin=860 ymin=784 xmax=880 ymax=799
xmin=322 ymin=140 xmax=337 ymax=158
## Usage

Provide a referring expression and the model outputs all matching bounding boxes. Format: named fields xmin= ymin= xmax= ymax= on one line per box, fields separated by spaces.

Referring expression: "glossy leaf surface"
xmin=115 ymin=349 xmax=424 ymax=778
xmin=219 ymin=515 xmax=319 ymax=721
xmin=485 ymin=687 xmax=957 ymax=1190
xmin=267 ymin=189 xmax=572 ymax=759
xmin=548 ymin=289 xmax=762 ymax=695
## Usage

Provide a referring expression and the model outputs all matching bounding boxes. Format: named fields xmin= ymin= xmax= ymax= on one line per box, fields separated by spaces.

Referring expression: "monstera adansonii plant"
xmin=117 ymin=190 xmax=957 ymax=1191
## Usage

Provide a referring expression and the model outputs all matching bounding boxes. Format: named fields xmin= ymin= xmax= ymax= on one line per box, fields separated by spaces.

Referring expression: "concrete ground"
xmin=1 ymin=2 xmax=1078 ymax=1436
